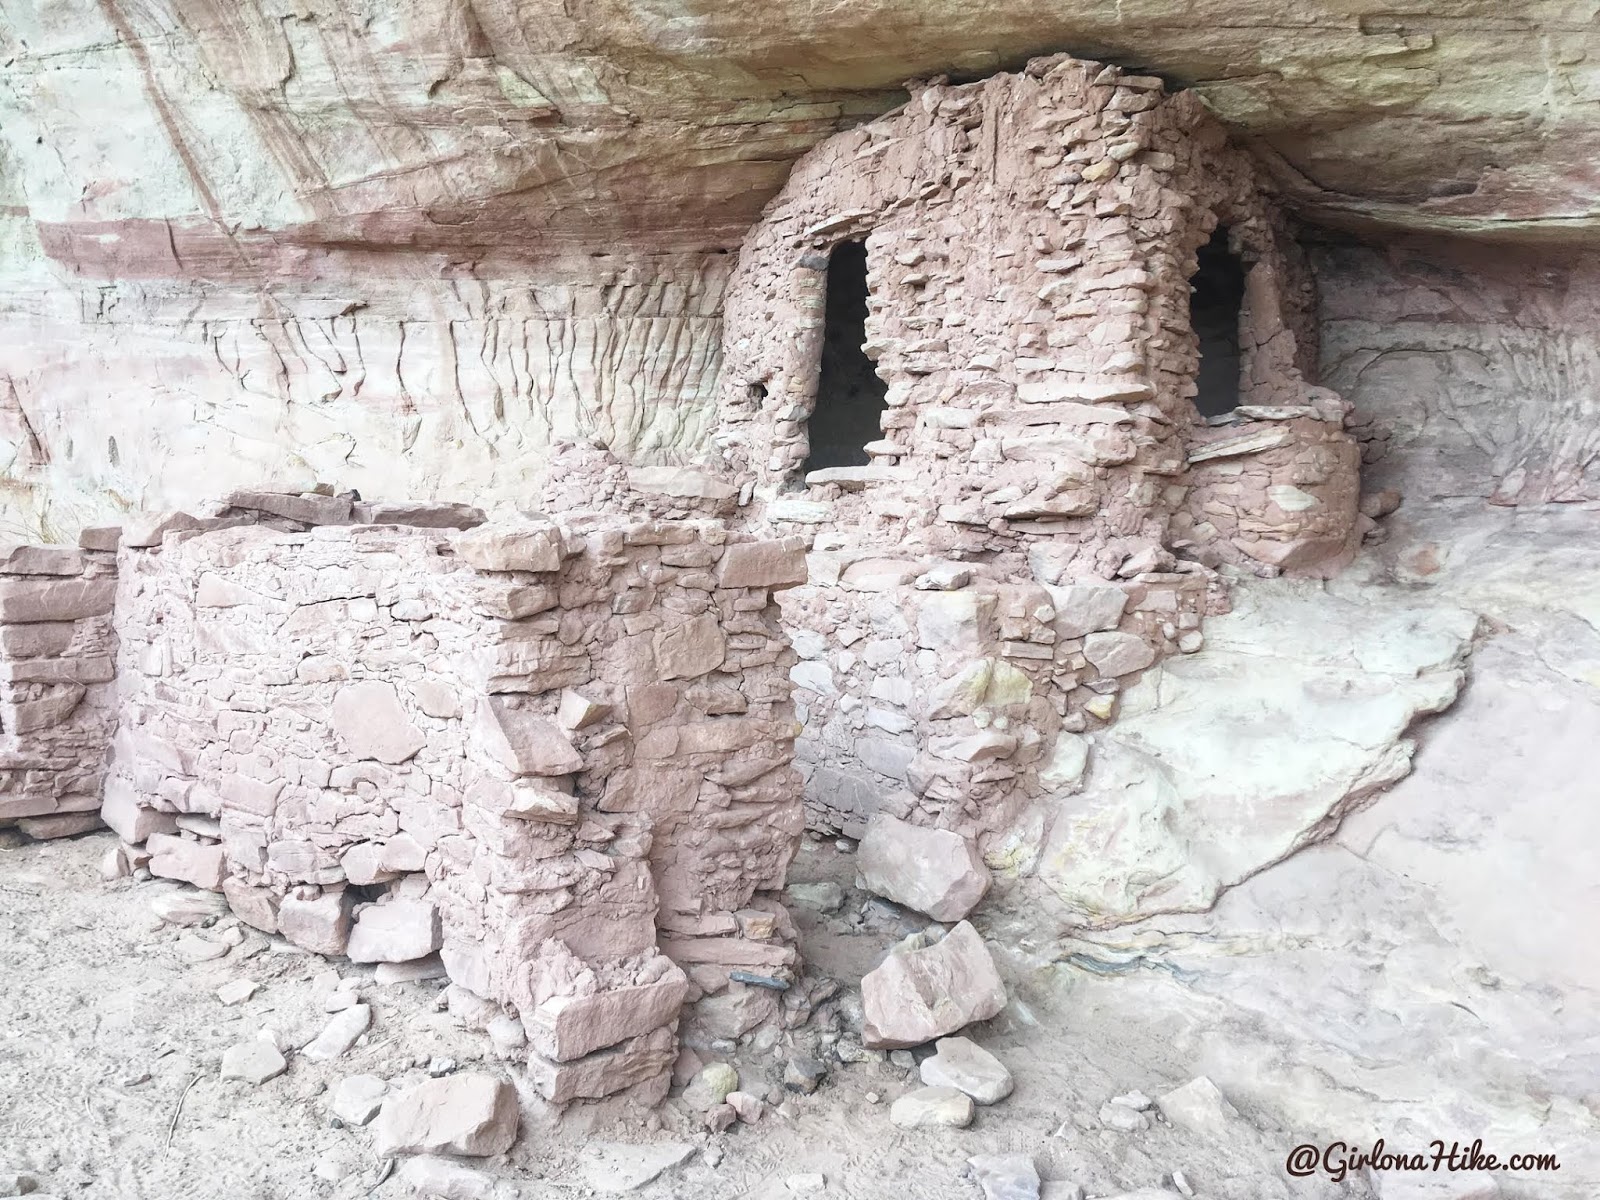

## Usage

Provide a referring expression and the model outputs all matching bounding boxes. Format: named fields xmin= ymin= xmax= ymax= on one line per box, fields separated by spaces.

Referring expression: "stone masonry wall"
xmin=99 ymin=500 xmax=807 ymax=1104
xmin=700 ymin=56 xmax=1364 ymax=850
xmin=715 ymin=54 xmax=1360 ymax=581
xmin=0 ymin=533 xmax=121 ymax=841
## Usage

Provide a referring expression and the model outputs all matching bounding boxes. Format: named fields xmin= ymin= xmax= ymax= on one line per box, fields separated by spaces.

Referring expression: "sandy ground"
xmin=0 ymin=832 xmax=1377 ymax=1200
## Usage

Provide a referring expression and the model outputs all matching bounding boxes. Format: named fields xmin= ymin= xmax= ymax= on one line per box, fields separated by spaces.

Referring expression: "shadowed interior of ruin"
xmin=1190 ymin=228 xmax=1247 ymax=418
xmin=803 ymin=241 xmax=888 ymax=473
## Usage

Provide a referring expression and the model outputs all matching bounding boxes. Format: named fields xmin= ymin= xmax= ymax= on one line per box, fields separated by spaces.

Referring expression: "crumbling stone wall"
xmin=715 ymin=54 xmax=1359 ymax=580
xmin=0 ymin=535 xmax=120 ymax=841
xmin=698 ymin=56 xmax=1365 ymax=849
xmin=100 ymin=502 xmax=807 ymax=1103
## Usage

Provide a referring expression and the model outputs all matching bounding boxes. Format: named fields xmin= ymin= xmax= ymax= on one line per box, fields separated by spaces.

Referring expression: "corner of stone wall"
xmin=0 ymin=531 xmax=121 ymax=842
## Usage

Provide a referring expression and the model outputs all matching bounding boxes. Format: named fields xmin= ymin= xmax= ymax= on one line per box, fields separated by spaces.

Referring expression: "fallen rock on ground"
xmin=683 ymin=1062 xmax=739 ymax=1110
xmin=862 ymin=921 xmax=1007 ymax=1049
xmin=301 ymin=1004 xmax=371 ymax=1061
xmin=572 ymin=1141 xmax=696 ymax=1193
xmin=1155 ymin=1076 xmax=1244 ymax=1140
xmin=889 ymin=1086 xmax=974 ymax=1128
xmin=398 ymin=1154 xmax=497 ymax=1200
xmin=968 ymin=1153 xmax=1041 ymax=1200
xmin=330 ymin=1074 xmax=388 ymax=1126
xmin=856 ymin=814 xmax=991 ymax=922
xmin=919 ymin=1036 xmax=1013 ymax=1103
xmin=220 ymin=1040 xmax=287 ymax=1085
xmin=373 ymin=1074 xmax=519 ymax=1157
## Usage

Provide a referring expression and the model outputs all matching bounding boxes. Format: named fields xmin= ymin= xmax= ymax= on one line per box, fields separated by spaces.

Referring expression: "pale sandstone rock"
xmin=1083 ymin=631 xmax=1156 ymax=678
xmin=919 ymin=1037 xmax=1014 ymax=1104
xmin=0 ymin=579 xmax=116 ymax=624
xmin=146 ymin=834 xmax=225 ymax=892
xmin=475 ymin=699 xmax=583 ymax=776
xmin=856 ymin=815 xmax=991 ymax=922
xmin=397 ymin=1156 xmax=496 ymax=1200
xmin=1155 ymin=1077 xmax=1244 ymax=1141
xmin=301 ymin=1005 xmax=372 ymax=1061
xmin=373 ymin=1074 xmax=519 ymax=1157
xmin=1047 ymin=584 xmax=1130 ymax=638
xmin=101 ymin=779 xmax=177 ymax=843
xmin=277 ymin=890 xmax=355 ymax=957
xmin=331 ymin=681 xmax=425 ymax=764
xmin=572 ymin=1141 xmax=697 ymax=1194
xmin=682 ymin=1062 xmax=739 ymax=1110
xmin=1038 ymin=581 xmax=1477 ymax=924
xmin=451 ymin=525 xmax=564 ymax=573
xmin=889 ymin=1086 xmax=974 ymax=1128
xmin=653 ymin=613 xmax=727 ymax=680
xmin=861 ymin=922 xmax=1007 ymax=1049
xmin=346 ymin=901 xmax=442 ymax=964
xmin=524 ymin=968 xmax=688 ymax=1062
xmin=966 ymin=1154 xmax=1041 ymax=1200
xmin=220 ymin=1040 xmax=287 ymax=1085
xmin=716 ymin=540 xmax=809 ymax=590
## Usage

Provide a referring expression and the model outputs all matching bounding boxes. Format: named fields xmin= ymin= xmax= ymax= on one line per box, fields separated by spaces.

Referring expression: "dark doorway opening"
xmin=1189 ymin=228 xmax=1248 ymax=418
xmin=803 ymin=241 xmax=888 ymax=473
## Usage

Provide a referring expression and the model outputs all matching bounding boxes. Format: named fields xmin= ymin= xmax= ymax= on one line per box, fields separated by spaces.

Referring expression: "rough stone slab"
xmin=862 ymin=922 xmax=1007 ymax=1049
xmin=451 ymin=524 xmax=564 ymax=573
xmin=889 ymin=1086 xmax=974 ymax=1128
xmin=526 ymin=1026 xmax=676 ymax=1103
xmin=331 ymin=680 xmax=425 ymax=764
xmin=856 ymin=814 xmax=990 ymax=922
xmin=301 ymin=1005 xmax=372 ymax=1061
xmin=0 ymin=579 xmax=116 ymax=624
xmin=716 ymin=538 xmax=809 ymax=589
xmin=572 ymin=1141 xmax=696 ymax=1193
xmin=525 ymin=967 xmax=688 ymax=1062
xmin=920 ymin=1037 xmax=1014 ymax=1103
xmin=0 ymin=543 xmax=85 ymax=576
xmin=347 ymin=900 xmax=442 ymax=964
xmin=373 ymin=1073 xmax=519 ymax=1157
xmin=220 ymin=1040 xmax=287 ymax=1085
xmin=147 ymin=833 xmax=225 ymax=892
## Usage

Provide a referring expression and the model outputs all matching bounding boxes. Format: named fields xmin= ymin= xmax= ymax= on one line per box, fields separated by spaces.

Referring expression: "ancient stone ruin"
xmin=1 ymin=21 xmax=1594 ymax=1199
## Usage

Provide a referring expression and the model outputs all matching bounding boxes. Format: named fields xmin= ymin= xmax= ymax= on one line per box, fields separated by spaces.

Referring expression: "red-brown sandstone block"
xmin=715 ymin=539 xmax=808 ymax=590
xmin=0 ymin=579 xmax=116 ymax=624
xmin=524 ymin=967 xmax=689 ymax=1063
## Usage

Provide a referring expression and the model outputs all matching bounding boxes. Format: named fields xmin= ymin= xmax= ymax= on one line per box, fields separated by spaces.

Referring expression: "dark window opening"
xmin=1189 ymin=227 xmax=1248 ymax=418
xmin=803 ymin=241 xmax=888 ymax=473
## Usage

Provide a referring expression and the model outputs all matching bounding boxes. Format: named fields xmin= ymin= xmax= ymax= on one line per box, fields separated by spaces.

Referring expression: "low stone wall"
xmin=0 ymin=534 xmax=121 ymax=840
xmin=100 ymin=503 xmax=807 ymax=1103
xmin=786 ymin=550 xmax=1216 ymax=849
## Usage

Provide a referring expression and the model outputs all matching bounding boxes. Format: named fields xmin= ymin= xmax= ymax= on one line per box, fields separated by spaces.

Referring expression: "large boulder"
xmin=856 ymin=814 xmax=990 ymax=922
xmin=861 ymin=921 xmax=1007 ymax=1049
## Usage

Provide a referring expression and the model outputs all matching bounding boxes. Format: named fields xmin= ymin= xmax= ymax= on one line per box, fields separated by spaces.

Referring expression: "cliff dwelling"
xmin=0 ymin=13 xmax=1596 ymax=1200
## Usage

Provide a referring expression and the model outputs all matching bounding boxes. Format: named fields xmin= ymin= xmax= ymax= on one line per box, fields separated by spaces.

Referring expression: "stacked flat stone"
xmin=785 ymin=558 xmax=1212 ymax=841
xmin=0 ymin=532 xmax=121 ymax=841
xmin=715 ymin=54 xmax=1360 ymax=582
xmin=102 ymin=496 xmax=808 ymax=1104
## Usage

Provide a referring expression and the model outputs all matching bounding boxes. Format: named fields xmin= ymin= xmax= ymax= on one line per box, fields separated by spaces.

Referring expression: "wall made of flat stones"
xmin=100 ymin=500 xmax=807 ymax=1104
xmin=715 ymin=54 xmax=1361 ymax=582
xmin=0 ymin=536 xmax=121 ymax=840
